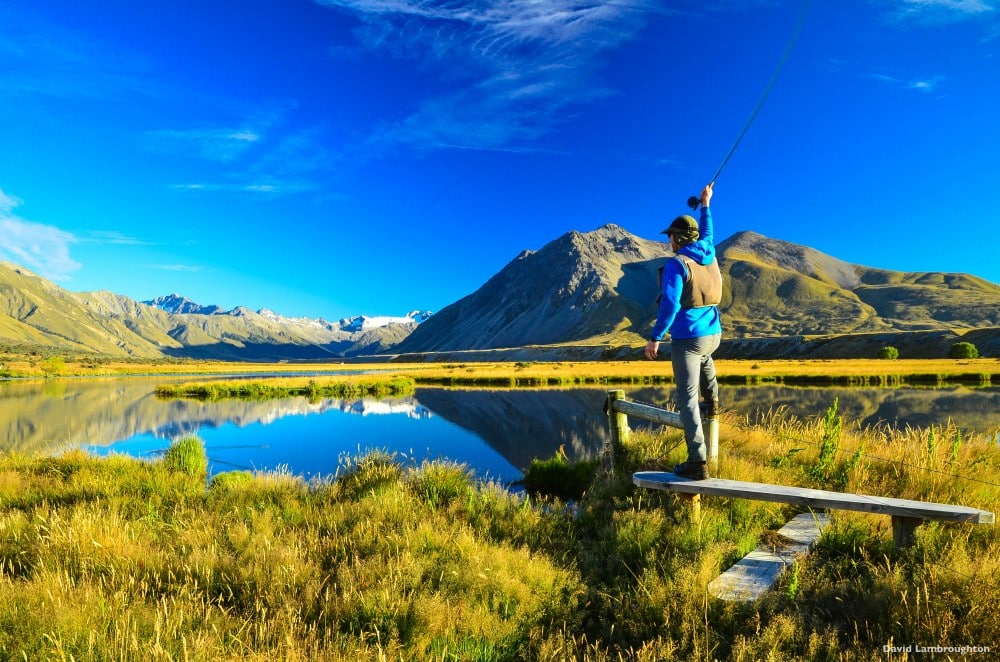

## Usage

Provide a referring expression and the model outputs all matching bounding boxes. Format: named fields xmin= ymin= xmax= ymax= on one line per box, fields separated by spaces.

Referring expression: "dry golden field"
xmin=3 ymin=354 xmax=1000 ymax=384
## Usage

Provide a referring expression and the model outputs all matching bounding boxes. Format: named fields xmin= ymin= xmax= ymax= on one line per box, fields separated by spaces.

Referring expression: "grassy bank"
xmin=4 ymin=351 xmax=999 ymax=386
xmin=0 ymin=354 xmax=415 ymax=379
xmin=154 ymin=376 xmax=415 ymax=400
xmin=141 ymin=359 xmax=999 ymax=400
xmin=401 ymin=358 xmax=1000 ymax=388
xmin=0 ymin=404 xmax=998 ymax=660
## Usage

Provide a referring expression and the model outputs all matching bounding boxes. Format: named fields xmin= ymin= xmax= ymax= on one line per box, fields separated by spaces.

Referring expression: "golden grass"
xmin=5 ymin=348 xmax=999 ymax=386
xmin=1 ymin=401 xmax=998 ymax=660
xmin=0 ymin=356 xmax=402 ymax=378
xmin=376 ymin=358 xmax=1000 ymax=391
xmin=154 ymin=376 xmax=416 ymax=400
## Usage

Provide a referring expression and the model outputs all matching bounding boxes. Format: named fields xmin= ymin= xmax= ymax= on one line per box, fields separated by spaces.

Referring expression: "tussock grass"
xmin=0 ymin=409 xmax=998 ymax=660
xmin=163 ymin=435 xmax=209 ymax=476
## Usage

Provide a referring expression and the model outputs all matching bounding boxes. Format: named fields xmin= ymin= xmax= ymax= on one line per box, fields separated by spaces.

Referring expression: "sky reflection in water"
xmin=0 ymin=377 xmax=997 ymax=483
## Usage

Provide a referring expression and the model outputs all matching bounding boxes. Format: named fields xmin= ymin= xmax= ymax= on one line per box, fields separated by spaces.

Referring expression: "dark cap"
xmin=661 ymin=214 xmax=699 ymax=240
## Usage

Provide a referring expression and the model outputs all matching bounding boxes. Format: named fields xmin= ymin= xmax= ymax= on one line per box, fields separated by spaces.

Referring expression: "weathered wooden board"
xmin=611 ymin=399 xmax=683 ymax=429
xmin=708 ymin=513 xmax=830 ymax=602
xmin=633 ymin=472 xmax=994 ymax=524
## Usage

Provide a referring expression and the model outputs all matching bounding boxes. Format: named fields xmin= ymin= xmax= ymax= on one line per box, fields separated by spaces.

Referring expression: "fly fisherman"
xmin=644 ymin=182 xmax=723 ymax=480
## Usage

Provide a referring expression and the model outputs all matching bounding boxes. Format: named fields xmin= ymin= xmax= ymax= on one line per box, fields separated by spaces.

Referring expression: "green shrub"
xmin=40 ymin=356 xmax=65 ymax=377
xmin=807 ymin=399 xmax=863 ymax=490
xmin=878 ymin=345 xmax=899 ymax=360
xmin=162 ymin=435 xmax=208 ymax=477
xmin=948 ymin=341 xmax=979 ymax=359
xmin=519 ymin=449 xmax=598 ymax=501
xmin=407 ymin=461 xmax=473 ymax=507
xmin=209 ymin=470 xmax=254 ymax=491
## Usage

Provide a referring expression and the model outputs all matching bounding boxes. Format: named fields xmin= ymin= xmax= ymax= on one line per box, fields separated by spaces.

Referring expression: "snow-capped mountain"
xmin=337 ymin=311 xmax=434 ymax=333
xmin=143 ymin=295 xmax=432 ymax=335
xmin=143 ymin=293 xmax=223 ymax=315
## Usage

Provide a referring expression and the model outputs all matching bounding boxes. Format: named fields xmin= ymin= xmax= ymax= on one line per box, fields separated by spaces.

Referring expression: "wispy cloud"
xmin=0 ymin=187 xmax=81 ymax=280
xmin=147 ymin=263 xmax=205 ymax=273
xmin=866 ymin=72 xmax=946 ymax=93
xmin=170 ymin=180 xmax=315 ymax=195
xmin=156 ymin=104 xmax=329 ymax=195
xmin=149 ymin=127 xmax=262 ymax=163
xmin=83 ymin=230 xmax=154 ymax=246
xmin=882 ymin=0 xmax=997 ymax=24
xmin=909 ymin=76 xmax=945 ymax=92
xmin=316 ymin=0 xmax=657 ymax=152
xmin=0 ymin=188 xmax=21 ymax=214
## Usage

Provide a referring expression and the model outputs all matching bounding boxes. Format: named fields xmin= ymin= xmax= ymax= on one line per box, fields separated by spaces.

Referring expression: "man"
xmin=644 ymin=182 xmax=723 ymax=480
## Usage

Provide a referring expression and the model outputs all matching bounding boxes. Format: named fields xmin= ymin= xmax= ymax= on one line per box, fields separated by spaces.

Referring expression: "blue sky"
xmin=1 ymin=0 xmax=998 ymax=321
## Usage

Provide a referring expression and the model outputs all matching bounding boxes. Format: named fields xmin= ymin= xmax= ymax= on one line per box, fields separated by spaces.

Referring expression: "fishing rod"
xmin=687 ymin=0 xmax=811 ymax=210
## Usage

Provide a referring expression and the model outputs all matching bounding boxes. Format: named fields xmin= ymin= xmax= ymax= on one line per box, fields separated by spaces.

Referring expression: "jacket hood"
xmin=677 ymin=238 xmax=716 ymax=266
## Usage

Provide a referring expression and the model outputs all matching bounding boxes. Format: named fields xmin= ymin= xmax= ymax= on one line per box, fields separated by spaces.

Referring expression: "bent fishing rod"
xmin=686 ymin=0 xmax=810 ymax=210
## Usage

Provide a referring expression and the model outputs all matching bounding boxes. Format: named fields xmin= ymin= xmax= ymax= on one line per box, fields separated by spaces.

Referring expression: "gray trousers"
xmin=670 ymin=333 xmax=721 ymax=462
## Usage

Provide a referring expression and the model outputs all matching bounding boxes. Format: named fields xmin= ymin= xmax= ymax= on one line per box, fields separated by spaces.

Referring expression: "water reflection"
xmin=415 ymin=388 xmax=610 ymax=468
xmin=0 ymin=378 xmax=997 ymax=482
xmin=723 ymin=384 xmax=1000 ymax=433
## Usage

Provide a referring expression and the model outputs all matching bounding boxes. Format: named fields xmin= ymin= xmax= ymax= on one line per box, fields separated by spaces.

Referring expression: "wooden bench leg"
xmin=686 ymin=493 xmax=701 ymax=524
xmin=892 ymin=516 xmax=923 ymax=548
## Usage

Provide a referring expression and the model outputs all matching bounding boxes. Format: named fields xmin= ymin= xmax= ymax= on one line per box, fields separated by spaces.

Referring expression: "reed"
xmin=154 ymin=376 xmax=415 ymax=400
xmin=0 ymin=407 xmax=997 ymax=660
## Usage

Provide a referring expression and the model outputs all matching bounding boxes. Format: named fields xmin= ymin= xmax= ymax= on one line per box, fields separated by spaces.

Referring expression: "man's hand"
xmin=644 ymin=339 xmax=660 ymax=360
xmin=701 ymin=182 xmax=714 ymax=208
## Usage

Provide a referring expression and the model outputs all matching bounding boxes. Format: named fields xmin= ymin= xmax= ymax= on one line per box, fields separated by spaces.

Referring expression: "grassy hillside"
xmin=718 ymin=232 xmax=1000 ymax=338
xmin=0 ymin=262 xmax=413 ymax=361
xmin=719 ymin=248 xmax=885 ymax=336
xmin=0 ymin=262 xmax=163 ymax=356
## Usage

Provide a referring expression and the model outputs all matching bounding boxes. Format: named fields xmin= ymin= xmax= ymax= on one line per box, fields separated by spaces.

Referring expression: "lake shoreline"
xmin=3 ymin=354 xmax=999 ymax=385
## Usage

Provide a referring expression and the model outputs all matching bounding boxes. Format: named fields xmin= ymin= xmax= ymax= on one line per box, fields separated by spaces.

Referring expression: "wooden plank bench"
xmin=633 ymin=471 xmax=995 ymax=548
xmin=635 ymin=472 xmax=994 ymax=601
xmin=607 ymin=391 xmax=995 ymax=598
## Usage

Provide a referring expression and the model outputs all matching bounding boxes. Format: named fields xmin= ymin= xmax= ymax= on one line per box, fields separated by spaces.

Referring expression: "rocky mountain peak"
xmin=396 ymin=224 xmax=667 ymax=352
xmin=719 ymin=230 xmax=863 ymax=290
xmin=143 ymin=293 xmax=223 ymax=316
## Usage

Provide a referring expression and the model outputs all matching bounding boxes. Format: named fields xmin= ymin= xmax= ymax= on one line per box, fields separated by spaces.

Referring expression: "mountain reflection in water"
xmin=0 ymin=378 xmax=997 ymax=482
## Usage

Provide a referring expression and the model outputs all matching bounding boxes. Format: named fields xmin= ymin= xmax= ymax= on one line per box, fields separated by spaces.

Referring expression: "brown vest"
xmin=674 ymin=255 xmax=722 ymax=308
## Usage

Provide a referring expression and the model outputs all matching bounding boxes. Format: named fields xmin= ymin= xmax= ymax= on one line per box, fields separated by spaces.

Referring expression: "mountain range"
xmin=2 ymin=224 xmax=999 ymax=361
xmin=0 ymin=261 xmax=430 ymax=360
xmin=396 ymin=225 xmax=1000 ymax=359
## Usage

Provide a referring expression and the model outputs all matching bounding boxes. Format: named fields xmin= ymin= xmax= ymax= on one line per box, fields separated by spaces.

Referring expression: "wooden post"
xmin=605 ymin=390 xmax=630 ymax=476
xmin=892 ymin=516 xmax=922 ymax=548
xmin=705 ymin=417 xmax=719 ymax=469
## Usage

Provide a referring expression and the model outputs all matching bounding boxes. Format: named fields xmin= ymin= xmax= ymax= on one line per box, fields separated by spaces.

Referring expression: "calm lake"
xmin=2 ymin=376 xmax=998 ymax=485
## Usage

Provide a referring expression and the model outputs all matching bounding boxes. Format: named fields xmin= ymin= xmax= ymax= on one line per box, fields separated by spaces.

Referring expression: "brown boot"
xmin=673 ymin=460 xmax=708 ymax=480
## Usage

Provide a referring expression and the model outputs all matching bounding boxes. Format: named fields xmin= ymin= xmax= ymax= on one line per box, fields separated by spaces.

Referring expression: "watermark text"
xmin=883 ymin=644 xmax=991 ymax=655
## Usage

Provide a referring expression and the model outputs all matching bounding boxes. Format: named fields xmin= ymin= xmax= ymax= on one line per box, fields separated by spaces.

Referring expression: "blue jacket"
xmin=650 ymin=206 xmax=723 ymax=341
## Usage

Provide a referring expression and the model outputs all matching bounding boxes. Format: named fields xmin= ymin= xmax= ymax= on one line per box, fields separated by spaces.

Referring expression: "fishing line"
xmin=686 ymin=0 xmax=811 ymax=210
